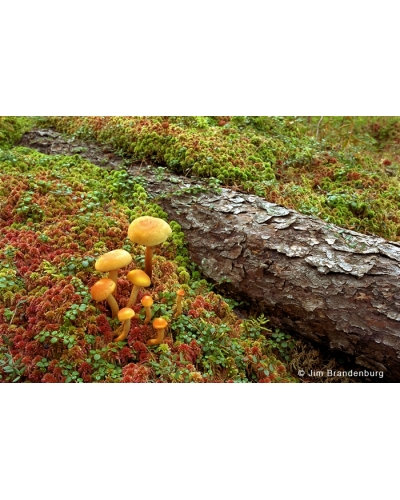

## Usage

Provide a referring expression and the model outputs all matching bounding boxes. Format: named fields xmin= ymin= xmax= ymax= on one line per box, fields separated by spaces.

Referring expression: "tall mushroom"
xmin=90 ymin=278 xmax=119 ymax=318
xmin=114 ymin=307 xmax=135 ymax=342
xmin=127 ymin=216 xmax=172 ymax=280
xmin=95 ymin=249 xmax=132 ymax=291
xmin=126 ymin=269 xmax=151 ymax=307
xmin=174 ymin=289 xmax=185 ymax=318
xmin=147 ymin=317 xmax=168 ymax=346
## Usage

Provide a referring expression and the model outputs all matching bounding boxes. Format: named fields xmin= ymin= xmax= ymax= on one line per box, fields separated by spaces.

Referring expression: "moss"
xmin=42 ymin=116 xmax=400 ymax=241
xmin=0 ymin=143 xmax=298 ymax=383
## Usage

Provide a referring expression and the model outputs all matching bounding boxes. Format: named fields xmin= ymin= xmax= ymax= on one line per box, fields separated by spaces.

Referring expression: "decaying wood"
xmin=20 ymin=129 xmax=400 ymax=380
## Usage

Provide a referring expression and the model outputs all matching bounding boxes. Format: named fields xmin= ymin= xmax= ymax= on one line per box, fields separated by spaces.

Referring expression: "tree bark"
xmin=20 ymin=129 xmax=400 ymax=380
xmin=127 ymin=164 xmax=400 ymax=380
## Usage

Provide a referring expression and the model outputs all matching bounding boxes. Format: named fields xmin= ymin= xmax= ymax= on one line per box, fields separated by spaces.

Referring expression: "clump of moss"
xmin=0 ymin=117 xmax=36 ymax=148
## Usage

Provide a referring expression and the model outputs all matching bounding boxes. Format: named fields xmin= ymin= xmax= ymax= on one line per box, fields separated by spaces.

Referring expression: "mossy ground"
xmin=0 ymin=122 xmax=297 ymax=382
xmin=44 ymin=116 xmax=400 ymax=241
xmin=2 ymin=116 xmax=398 ymax=383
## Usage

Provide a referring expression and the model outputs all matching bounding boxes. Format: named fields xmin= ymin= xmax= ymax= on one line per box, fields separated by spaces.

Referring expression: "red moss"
xmin=130 ymin=340 xmax=150 ymax=363
xmin=96 ymin=314 xmax=114 ymax=343
xmin=78 ymin=361 xmax=93 ymax=378
xmin=121 ymin=363 xmax=150 ymax=383
xmin=115 ymin=346 xmax=133 ymax=365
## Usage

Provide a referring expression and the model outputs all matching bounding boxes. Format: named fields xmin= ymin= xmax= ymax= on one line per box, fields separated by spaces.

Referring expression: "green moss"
xmin=42 ymin=116 xmax=400 ymax=241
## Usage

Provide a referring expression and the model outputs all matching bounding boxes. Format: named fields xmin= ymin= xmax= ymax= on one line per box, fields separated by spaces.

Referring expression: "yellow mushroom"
xmin=141 ymin=295 xmax=154 ymax=325
xmin=95 ymin=249 xmax=132 ymax=292
xmin=90 ymin=278 xmax=119 ymax=318
xmin=147 ymin=317 xmax=168 ymax=345
xmin=174 ymin=289 xmax=185 ymax=318
xmin=127 ymin=216 xmax=172 ymax=280
xmin=126 ymin=269 xmax=151 ymax=307
xmin=114 ymin=307 xmax=135 ymax=342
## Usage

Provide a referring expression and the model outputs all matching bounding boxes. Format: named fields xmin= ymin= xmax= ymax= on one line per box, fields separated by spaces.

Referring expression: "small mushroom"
xmin=128 ymin=216 xmax=172 ymax=280
xmin=174 ymin=289 xmax=185 ymax=318
xmin=147 ymin=317 xmax=168 ymax=345
xmin=126 ymin=269 xmax=151 ymax=307
xmin=114 ymin=307 xmax=135 ymax=342
xmin=95 ymin=249 xmax=132 ymax=290
xmin=141 ymin=295 xmax=154 ymax=325
xmin=90 ymin=278 xmax=119 ymax=318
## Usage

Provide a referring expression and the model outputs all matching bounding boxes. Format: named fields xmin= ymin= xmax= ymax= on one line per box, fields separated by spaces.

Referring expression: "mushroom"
xmin=126 ymin=269 xmax=151 ymax=307
xmin=127 ymin=216 xmax=172 ymax=280
xmin=90 ymin=278 xmax=119 ymax=318
xmin=114 ymin=307 xmax=135 ymax=342
xmin=95 ymin=249 xmax=132 ymax=289
xmin=141 ymin=295 xmax=154 ymax=325
xmin=174 ymin=289 xmax=185 ymax=318
xmin=147 ymin=317 xmax=168 ymax=345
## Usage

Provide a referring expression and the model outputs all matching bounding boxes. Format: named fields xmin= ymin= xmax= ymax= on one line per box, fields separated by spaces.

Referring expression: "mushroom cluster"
xmin=89 ymin=216 xmax=175 ymax=345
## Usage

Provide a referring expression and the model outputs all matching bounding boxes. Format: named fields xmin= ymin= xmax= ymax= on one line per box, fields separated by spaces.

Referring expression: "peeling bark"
xmin=20 ymin=129 xmax=400 ymax=380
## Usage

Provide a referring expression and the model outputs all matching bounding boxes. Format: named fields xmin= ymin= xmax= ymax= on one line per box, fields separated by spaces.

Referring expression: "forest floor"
xmin=8 ymin=125 xmax=391 ymax=383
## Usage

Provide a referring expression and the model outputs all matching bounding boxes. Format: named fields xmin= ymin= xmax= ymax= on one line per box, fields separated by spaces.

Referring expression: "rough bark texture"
xmin=19 ymin=129 xmax=400 ymax=380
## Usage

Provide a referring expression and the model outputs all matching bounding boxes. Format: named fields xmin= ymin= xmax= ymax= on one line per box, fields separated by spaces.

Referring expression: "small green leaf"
xmin=50 ymin=337 xmax=58 ymax=344
xmin=94 ymin=354 xmax=101 ymax=361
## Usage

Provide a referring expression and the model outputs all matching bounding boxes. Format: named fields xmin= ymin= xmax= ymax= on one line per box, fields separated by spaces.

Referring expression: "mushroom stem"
xmin=147 ymin=317 xmax=168 ymax=345
xmin=114 ymin=318 xmax=131 ymax=342
xmin=126 ymin=285 xmax=140 ymax=308
xmin=108 ymin=269 xmax=118 ymax=286
xmin=144 ymin=246 xmax=153 ymax=280
xmin=107 ymin=294 xmax=119 ymax=319
xmin=143 ymin=305 xmax=152 ymax=325
xmin=147 ymin=327 xmax=165 ymax=345
xmin=174 ymin=290 xmax=185 ymax=318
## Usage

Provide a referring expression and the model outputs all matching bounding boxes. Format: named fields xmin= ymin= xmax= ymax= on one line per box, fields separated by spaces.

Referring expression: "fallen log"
xmin=126 ymin=164 xmax=400 ymax=380
xmin=20 ymin=129 xmax=400 ymax=380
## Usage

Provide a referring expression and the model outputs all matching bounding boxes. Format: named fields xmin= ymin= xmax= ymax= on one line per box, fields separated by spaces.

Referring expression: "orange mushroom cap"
xmin=152 ymin=317 xmax=168 ymax=330
xmin=127 ymin=269 xmax=151 ymax=287
xmin=95 ymin=249 xmax=132 ymax=273
xmin=90 ymin=278 xmax=116 ymax=301
xmin=141 ymin=295 xmax=154 ymax=307
xmin=128 ymin=216 xmax=172 ymax=247
xmin=117 ymin=307 xmax=135 ymax=322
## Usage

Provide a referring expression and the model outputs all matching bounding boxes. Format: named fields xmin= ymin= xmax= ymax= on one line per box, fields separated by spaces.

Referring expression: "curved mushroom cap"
xmin=152 ymin=317 xmax=168 ymax=330
xmin=117 ymin=307 xmax=135 ymax=322
xmin=141 ymin=295 xmax=154 ymax=307
xmin=90 ymin=278 xmax=116 ymax=301
xmin=95 ymin=249 xmax=132 ymax=272
xmin=126 ymin=269 xmax=151 ymax=287
xmin=128 ymin=216 xmax=172 ymax=247
xmin=177 ymin=289 xmax=185 ymax=297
